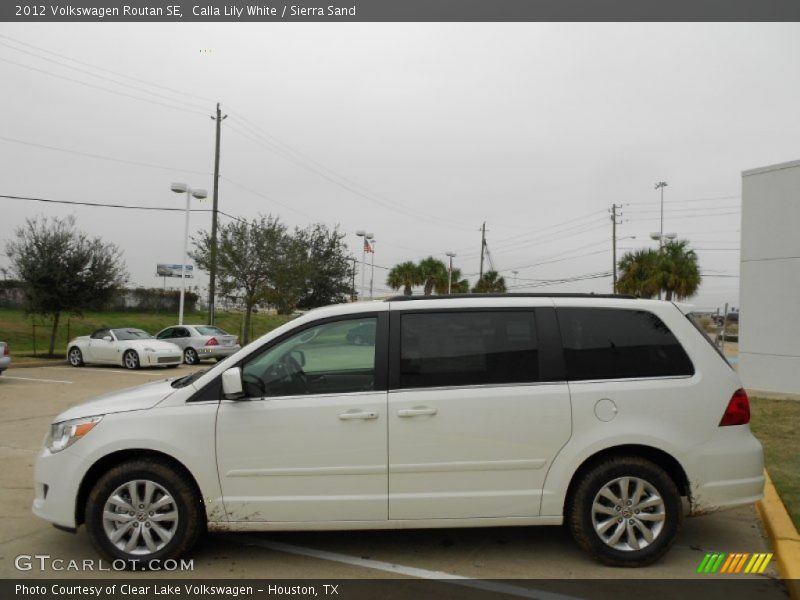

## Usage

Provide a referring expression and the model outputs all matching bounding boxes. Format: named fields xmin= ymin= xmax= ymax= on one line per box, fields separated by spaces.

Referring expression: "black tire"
xmin=84 ymin=459 xmax=204 ymax=568
xmin=567 ymin=456 xmax=682 ymax=567
xmin=68 ymin=347 xmax=84 ymax=367
xmin=183 ymin=347 xmax=199 ymax=365
xmin=122 ymin=350 xmax=140 ymax=370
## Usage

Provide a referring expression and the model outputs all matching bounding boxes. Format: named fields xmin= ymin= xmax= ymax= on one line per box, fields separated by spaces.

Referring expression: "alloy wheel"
xmin=102 ymin=479 xmax=179 ymax=555
xmin=591 ymin=476 xmax=666 ymax=551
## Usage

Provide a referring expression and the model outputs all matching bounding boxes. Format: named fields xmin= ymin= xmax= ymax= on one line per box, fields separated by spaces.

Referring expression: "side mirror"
xmin=103 ymin=336 xmax=113 ymax=342
xmin=222 ymin=367 xmax=245 ymax=400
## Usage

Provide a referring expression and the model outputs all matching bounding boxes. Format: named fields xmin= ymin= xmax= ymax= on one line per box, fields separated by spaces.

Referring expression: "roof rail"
xmin=384 ymin=293 xmax=638 ymax=302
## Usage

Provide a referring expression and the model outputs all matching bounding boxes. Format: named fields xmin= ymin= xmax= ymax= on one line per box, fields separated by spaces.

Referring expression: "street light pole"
xmin=655 ymin=181 xmax=668 ymax=251
xmin=445 ymin=251 xmax=456 ymax=294
xmin=171 ymin=183 xmax=207 ymax=326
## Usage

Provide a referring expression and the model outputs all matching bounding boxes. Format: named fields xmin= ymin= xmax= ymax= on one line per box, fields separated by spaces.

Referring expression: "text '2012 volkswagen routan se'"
xmin=33 ymin=294 xmax=763 ymax=567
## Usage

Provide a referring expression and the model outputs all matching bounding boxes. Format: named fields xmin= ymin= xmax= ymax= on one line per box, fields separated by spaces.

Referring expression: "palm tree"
xmin=418 ymin=256 xmax=448 ymax=296
xmin=660 ymin=240 xmax=701 ymax=300
xmin=386 ymin=261 xmax=422 ymax=296
xmin=617 ymin=249 xmax=661 ymax=298
xmin=432 ymin=267 xmax=470 ymax=294
xmin=617 ymin=240 xmax=700 ymax=300
xmin=472 ymin=270 xmax=507 ymax=293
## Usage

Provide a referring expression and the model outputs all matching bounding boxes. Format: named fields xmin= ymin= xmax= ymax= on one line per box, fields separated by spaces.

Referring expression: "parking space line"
xmin=238 ymin=537 xmax=581 ymax=600
xmin=49 ymin=367 xmax=173 ymax=377
xmin=1 ymin=376 xmax=73 ymax=384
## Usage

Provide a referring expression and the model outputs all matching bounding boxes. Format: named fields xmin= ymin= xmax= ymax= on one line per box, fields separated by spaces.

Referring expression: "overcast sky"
xmin=2 ymin=22 xmax=799 ymax=310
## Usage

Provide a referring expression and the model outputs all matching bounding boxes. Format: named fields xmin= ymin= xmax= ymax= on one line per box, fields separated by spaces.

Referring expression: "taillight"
xmin=719 ymin=388 xmax=750 ymax=426
xmin=206 ymin=337 xmax=219 ymax=346
xmin=3 ymin=344 xmax=8 ymax=356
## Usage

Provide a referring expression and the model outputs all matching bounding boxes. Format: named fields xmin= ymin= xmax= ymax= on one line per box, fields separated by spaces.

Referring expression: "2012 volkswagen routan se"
xmin=33 ymin=295 xmax=764 ymax=567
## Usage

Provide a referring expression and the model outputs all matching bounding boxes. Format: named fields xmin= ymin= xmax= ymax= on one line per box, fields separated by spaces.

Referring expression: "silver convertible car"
xmin=154 ymin=324 xmax=240 ymax=365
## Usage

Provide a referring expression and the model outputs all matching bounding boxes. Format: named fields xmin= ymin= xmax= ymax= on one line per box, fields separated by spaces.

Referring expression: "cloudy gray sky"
xmin=2 ymin=22 xmax=799 ymax=310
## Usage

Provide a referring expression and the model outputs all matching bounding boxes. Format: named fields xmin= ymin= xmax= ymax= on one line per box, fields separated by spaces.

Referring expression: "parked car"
xmin=34 ymin=295 xmax=763 ymax=568
xmin=0 ymin=341 xmax=9 ymax=375
xmin=66 ymin=328 xmax=182 ymax=370
xmin=154 ymin=325 xmax=240 ymax=365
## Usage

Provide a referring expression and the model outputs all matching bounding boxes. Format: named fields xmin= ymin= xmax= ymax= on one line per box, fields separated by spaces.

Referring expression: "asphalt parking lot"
xmin=0 ymin=364 xmax=783 ymax=592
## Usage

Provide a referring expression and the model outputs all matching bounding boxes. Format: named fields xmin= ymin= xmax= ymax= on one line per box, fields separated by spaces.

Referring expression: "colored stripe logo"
xmin=696 ymin=552 xmax=773 ymax=574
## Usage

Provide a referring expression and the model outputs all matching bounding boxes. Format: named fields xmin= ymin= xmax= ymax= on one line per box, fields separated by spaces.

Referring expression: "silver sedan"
xmin=154 ymin=325 xmax=240 ymax=365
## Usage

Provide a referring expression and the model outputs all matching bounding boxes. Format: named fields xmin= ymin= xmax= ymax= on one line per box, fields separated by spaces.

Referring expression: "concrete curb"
xmin=756 ymin=470 xmax=800 ymax=599
xmin=4 ymin=360 xmax=66 ymax=369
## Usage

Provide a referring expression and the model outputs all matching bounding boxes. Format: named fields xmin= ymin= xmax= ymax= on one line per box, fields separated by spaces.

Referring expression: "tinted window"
xmin=399 ymin=311 xmax=539 ymax=389
xmin=156 ymin=328 xmax=174 ymax=339
xmin=242 ymin=318 xmax=377 ymax=398
xmin=90 ymin=329 xmax=110 ymax=340
xmin=558 ymin=308 xmax=694 ymax=381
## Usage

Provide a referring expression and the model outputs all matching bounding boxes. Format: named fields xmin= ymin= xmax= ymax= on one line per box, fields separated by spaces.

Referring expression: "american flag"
xmin=363 ymin=238 xmax=374 ymax=253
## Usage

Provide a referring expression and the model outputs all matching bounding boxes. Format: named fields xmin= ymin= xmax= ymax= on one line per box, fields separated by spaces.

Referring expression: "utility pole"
xmin=654 ymin=181 xmax=668 ymax=300
xmin=610 ymin=203 xmax=622 ymax=293
xmin=479 ymin=222 xmax=487 ymax=279
xmin=369 ymin=240 xmax=376 ymax=300
xmin=208 ymin=103 xmax=227 ymax=325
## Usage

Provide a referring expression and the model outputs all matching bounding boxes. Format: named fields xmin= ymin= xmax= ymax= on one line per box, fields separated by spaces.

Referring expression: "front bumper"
xmin=142 ymin=352 xmax=182 ymax=367
xmin=32 ymin=446 xmax=84 ymax=529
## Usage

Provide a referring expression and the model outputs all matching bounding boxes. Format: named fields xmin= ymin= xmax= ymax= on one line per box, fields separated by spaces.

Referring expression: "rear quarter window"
xmin=557 ymin=308 xmax=694 ymax=381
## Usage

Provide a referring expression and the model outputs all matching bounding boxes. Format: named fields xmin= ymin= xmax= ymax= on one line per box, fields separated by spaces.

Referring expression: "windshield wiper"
xmin=171 ymin=368 xmax=209 ymax=388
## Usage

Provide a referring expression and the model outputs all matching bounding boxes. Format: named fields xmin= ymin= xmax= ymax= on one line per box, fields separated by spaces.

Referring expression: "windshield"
xmin=112 ymin=328 xmax=153 ymax=341
xmin=171 ymin=368 xmax=209 ymax=388
xmin=195 ymin=326 xmax=229 ymax=336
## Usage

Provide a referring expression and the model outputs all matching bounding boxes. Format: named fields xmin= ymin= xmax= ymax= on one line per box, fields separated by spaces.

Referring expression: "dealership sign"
xmin=157 ymin=264 xmax=194 ymax=278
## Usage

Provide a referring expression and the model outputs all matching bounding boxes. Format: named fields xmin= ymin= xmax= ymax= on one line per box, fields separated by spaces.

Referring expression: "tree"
xmin=617 ymin=240 xmax=700 ymax=300
xmin=5 ymin=216 xmax=128 ymax=355
xmin=418 ymin=256 xmax=448 ymax=296
xmin=659 ymin=240 xmax=701 ymax=301
xmin=472 ymin=270 xmax=507 ymax=293
xmin=266 ymin=224 xmax=353 ymax=314
xmin=386 ymin=261 xmax=422 ymax=295
xmin=192 ymin=216 xmax=286 ymax=344
xmin=432 ymin=267 xmax=470 ymax=294
xmin=295 ymin=224 xmax=353 ymax=310
xmin=617 ymin=249 xmax=661 ymax=298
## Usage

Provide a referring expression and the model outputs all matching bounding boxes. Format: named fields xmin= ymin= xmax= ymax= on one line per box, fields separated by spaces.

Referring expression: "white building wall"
xmin=739 ymin=160 xmax=800 ymax=394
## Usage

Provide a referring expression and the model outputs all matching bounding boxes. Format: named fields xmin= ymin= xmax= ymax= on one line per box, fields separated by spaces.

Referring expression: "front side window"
xmin=241 ymin=318 xmax=377 ymax=398
xmin=399 ymin=311 xmax=539 ymax=389
xmin=558 ymin=308 xmax=694 ymax=381
xmin=90 ymin=329 xmax=111 ymax=340
xmin=156 ymin=328 xmax=174 ymax=339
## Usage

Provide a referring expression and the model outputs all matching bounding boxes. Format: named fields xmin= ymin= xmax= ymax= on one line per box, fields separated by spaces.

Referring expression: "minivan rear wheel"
xmin=84 ymin=460 xmax=204 ymax=567
xmin=567 ymin=456 xmax=682 ymax=567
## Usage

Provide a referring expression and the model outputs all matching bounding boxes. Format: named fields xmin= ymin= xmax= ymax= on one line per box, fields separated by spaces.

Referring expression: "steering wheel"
xmin=282 ymin=353 xmax=308 ymax=393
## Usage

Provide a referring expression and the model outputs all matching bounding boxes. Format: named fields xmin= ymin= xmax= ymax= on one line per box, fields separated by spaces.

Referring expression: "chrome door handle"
xmin=338 ymin=410 xmax=378 ymax=420
xmin=397 ymin=407 xmax=438 ymax=417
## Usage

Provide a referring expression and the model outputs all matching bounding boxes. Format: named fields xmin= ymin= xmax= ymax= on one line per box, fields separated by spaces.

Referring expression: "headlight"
xmin=46 ymin=416 xmax=103 ymax=453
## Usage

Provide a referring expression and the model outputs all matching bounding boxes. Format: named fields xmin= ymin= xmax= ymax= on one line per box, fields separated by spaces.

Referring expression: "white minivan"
xmin=33 ymin=295 xmax=764 ymax=567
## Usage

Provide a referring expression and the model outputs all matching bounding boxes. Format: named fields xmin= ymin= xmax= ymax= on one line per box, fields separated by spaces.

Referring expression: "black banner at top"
xmin=3 ymin=0 xmax=800 ymax=22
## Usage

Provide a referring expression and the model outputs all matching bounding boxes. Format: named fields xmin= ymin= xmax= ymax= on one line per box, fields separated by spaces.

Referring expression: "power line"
xmin=0 ymin=33 xmax=215 ymax=105
xmin=1 ymin=193 xmax=215 ymax=213
xmin=0 ymin=40 xmax=210 ymax=112
xmin=0 ymin=134 xmax=210 ymax=176
xmin=0 ymin=55 xmax=207 ymax=117
xmin=223 ymin=119 xmax=475 ymax=233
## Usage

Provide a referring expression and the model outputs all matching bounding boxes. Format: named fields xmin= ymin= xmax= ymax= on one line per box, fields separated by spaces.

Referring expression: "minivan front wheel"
xmin=567 ymin=456 xmax=682 ymax=567
xmin=85 ymin=460 xmax=204 ymax=567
